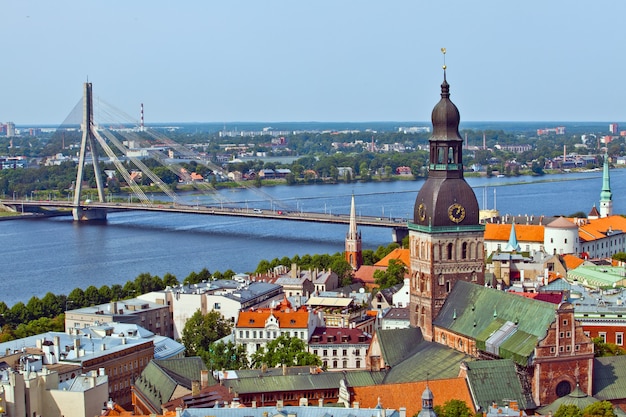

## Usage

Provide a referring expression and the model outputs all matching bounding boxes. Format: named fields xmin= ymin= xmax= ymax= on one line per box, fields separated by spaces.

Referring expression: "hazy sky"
xmin=3 ymin=1 xmax=626 ymax=124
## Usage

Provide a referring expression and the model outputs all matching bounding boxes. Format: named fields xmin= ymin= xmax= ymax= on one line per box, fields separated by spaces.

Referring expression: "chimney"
xmin=277 ymin=400 xmax=284 ymax=411
xmin=201 ymin=370 xmax=209 ymax=388
xmin=192 ymin=380 xmax=200 ymax=396
xmin=282 ymin=363 xmax=287 ymax=376
xmin=400 ymin=408 xmax=406 ymax=417
xmin=251 ymin=401 xmax=257 ymax=408
xmin=176 ymin=407 xmax=183 ymax=417
xmin=74 ymin=339 xmax=81 ymax=356
xmin=319 ymin=398 xmax=324 ymax=407
xmin=353 ymin=402 xmax=360 ymax=409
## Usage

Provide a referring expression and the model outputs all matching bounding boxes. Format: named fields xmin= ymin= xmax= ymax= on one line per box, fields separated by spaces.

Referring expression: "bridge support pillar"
xmin=72 ymin=206 xmax=107 ymax=221
xmin=392 ymin=227 xmax=408 ymax=245
xmin=73 ymin=82 xmax=107 ymax=222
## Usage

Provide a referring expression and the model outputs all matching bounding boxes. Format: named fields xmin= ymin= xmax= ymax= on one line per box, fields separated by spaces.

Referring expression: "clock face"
xmin=448 ymin=203 xmax=466 ymax=223
xmin=417 ymin=203 xmax=426 ymax=221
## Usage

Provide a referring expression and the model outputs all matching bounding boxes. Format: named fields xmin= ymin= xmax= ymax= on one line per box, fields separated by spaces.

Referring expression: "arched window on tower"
xmin=438 ymin=147 xmax=446 ymax=164
xmin=448 ymin=146 xmax=454 ymax=164
xmin=447 ymin=243 xmax=454 ymax=260
xmin=462 ymin=242 xmax=468 ymax=259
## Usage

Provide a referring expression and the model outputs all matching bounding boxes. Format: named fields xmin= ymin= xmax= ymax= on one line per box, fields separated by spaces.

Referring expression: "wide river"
xmin=3 ymin=169 xmax=626 ymax=307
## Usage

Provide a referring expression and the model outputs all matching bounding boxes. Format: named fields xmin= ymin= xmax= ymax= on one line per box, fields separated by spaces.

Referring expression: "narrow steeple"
xmin=345 ymin=194 xmax=362 ymax=270
xmin=504 ymin=222 xmax=521 ymax=252
xmin=600 ymin=153 xmax=612 ymax=218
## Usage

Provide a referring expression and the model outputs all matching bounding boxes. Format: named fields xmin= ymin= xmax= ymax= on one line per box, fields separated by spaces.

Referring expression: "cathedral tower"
xmin=409 ymin=54 xmax=485 ymax=340
xmin=345 ymin=194 xmax=362 ymax=270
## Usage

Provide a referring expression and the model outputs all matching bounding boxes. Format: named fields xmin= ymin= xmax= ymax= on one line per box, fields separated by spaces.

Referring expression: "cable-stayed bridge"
xmin=0 ymin=83 xmax=409 ymax=241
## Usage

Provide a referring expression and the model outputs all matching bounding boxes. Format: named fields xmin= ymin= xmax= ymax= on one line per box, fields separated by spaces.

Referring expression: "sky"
xmin=2 ymin=1 xmax=626 ymax=125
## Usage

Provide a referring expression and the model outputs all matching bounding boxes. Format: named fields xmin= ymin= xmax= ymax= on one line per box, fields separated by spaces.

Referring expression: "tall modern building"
xmin=408 ymin=65 xmax=485 ymax=341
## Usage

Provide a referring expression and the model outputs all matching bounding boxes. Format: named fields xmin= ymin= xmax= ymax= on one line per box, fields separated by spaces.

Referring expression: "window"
xmin=617 ymin=333 xmax=624 ymax=346
xmin=332 ymin=349 xmax=337 ymax=356
xmin=563 ymin=319 xmax=568 ymax=325
xmin=566 ymin=332 xmax=571 ymax=338
xmin=599 ymin=332 xmax=607 ymax=343
xmin=332 ymin=360 xmax=338 ymax=368
xmin=323 ymin=349 xmax=327 ymax=356
xmin=313 ymin=349 xmax=318 ymax=356
xmin=343 ymin=360 xmax=348 ymax=368
xmin=214 ymin=303 xmax=221 ymax=309
xmin=550 ymin=347 xmax=555 ymax=353
xmin=559 ymin=332 xmax=564 ymax=338
xmin=356 ymin=360 xmax=361 ymax=368
xmin=342 ymin=349 xmax=347 ymax=356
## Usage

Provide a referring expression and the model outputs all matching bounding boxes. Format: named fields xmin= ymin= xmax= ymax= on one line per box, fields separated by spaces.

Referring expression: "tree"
xmin=433 ymin=399 xmax=474 ymax=417
xmin=582 ymin=401 xmax=616 ymax=417
xmin=374 ymin=258 xmax=407 ymax=289
xmin=181 ymin=310 xmax=232 ymax=357
xmin=203 ymin=341 xmax=249 ymax=370
xmin=554 ymin=404 xmax=583 ymax=417
xmin=250 ymin=334 xmax=321 ymax=368
xmin=331 ymin=257 xmax=354 ymax=287
xmin=592 ymin=337 xmax=624 ymax=356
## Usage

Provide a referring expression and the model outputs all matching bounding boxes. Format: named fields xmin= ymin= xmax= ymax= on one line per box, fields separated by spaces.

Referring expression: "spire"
xmin=345 ymin=194 xmax=362 ymax=270
xmin=504 ymin=222 xmax=521 ymax=252
xmin=600 ymin=152 xmax=612 ymax=217
xmin=348 ymin=194 xmax=358 ymax=239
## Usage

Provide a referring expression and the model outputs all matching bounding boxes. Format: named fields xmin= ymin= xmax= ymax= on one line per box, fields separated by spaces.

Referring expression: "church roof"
xmin=463 ymin=359 xmax=535 ymax=410
xmin=433 ymin=282 xmax=558 ymax=366
xmin=577 ymin=215 xmax=626 ymax=243
xmin=593 ymin=355 xmax=626 ymax=401
xmin=588 ymin=205 xmax=600 ymax=217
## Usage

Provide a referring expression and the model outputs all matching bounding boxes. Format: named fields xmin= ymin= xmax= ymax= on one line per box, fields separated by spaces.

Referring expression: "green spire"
xmin=504 ymin=222 xmax=521 ymax=252
xmin=601 ymin=152 xmax=612 ymax=203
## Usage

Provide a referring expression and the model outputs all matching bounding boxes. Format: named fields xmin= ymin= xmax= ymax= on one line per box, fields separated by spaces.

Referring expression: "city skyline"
xmin=2 ymin=1 xmax=626 ymax=125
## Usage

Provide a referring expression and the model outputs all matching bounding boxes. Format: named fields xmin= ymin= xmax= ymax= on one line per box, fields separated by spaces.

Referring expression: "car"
xmin=253 ymin=208 xmax=263 ymax=213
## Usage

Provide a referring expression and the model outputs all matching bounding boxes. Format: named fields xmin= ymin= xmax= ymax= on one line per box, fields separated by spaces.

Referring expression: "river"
xmin=2 ymin=169 xmax=625 ymax=307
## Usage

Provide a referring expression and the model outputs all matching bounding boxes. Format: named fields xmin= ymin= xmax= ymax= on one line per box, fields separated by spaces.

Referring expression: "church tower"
xmin=345 ymin=194 xmax=362 ymax=270
xmin=599 ymin=152 xmax=612 ymax=218
xmin=409 ymin=52 xmax=485 ymax=340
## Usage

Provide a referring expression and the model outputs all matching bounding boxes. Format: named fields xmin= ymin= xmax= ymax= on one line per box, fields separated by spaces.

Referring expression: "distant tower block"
xmin=72 ymin=82 xmax=107 ymax=221
xmin=140 ymin=103 xmax=145 ymax=132
xmin=345 ymin=194 xmax=362 ymax=270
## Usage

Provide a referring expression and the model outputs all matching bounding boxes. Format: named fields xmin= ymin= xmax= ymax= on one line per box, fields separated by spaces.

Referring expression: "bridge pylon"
xmin=73 ymin=82 xmax=107 ymax=221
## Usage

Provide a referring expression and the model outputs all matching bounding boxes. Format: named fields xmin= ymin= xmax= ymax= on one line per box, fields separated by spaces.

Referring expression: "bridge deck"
xmin=0 ymin=199 xmax=409 ymax=229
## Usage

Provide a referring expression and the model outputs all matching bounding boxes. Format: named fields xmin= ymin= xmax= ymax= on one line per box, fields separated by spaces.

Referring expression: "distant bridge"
xmin=0 ymin=199 xmax=410 ymax=242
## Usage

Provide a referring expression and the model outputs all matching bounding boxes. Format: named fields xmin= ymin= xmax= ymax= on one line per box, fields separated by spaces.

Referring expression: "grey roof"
xmin=224 ymin=282 xmax=282 ymax=303
xmin=593 ymin=356 xmax=626 ymax=401
xmin=463 ymin=359 xmax=535 ymax=411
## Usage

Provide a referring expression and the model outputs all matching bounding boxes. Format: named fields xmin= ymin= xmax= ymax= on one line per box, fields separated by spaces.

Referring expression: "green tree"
xmin=163 ymin=273 xmax=179 ymax=287
xmin=331 ymin=257 xmax=354 ymax=287
xmin=582 ymin=401 xmax=616 ymax=417
xmin=373 ymin=258 xmax=407 ymax=289
xmin=250 ymin=334 xmax=321 ymax=368
xmin=554 ymin=404 xmax=583 ymax=417
xmin=181 ymin=310 xmax=232 ymax=357
xmin=203 ymin=341 xmax=249 ymax=370
xmin=433 ymin=399 xmax=474 ymax=417
xmin=612 ymin=252 xmax=626 ymax=263
xmin=592 ymin=337 xmax=624 ymax=356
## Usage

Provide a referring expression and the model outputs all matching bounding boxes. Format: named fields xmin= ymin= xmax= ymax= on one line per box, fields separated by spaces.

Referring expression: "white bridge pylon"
xmin=71 ymin=82 xmax=294 ymax=221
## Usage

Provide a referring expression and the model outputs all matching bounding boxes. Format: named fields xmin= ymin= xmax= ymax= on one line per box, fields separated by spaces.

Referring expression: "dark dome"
xmin=431 ymin=79 xmax=462 ymax=142
xmin=413 ymin=177 xmax=479 ymax=226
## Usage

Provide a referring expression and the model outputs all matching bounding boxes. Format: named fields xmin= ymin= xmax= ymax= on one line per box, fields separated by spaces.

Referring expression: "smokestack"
xmin=140 ymin=103 xmax=145 ymax=132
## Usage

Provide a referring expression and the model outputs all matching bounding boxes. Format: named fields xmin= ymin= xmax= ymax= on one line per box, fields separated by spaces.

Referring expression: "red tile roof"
xmin=484 ymin=223 xmax=544 ymax=243
xmin=236 ymin=299 xmax=310 ymax=329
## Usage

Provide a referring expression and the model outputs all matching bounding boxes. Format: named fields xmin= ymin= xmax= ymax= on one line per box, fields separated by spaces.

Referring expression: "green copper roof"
xmin=382 ymin=341 xmax=471 ymax=383
xmin=567 ymin=265 xmax=625 ymax=288
xmin=434 ymin=281 xmax=558 ymax=365
xmin=463 ymin=359 xmax=535 ymax=410
xmin=376 ymin=327 xmax=425 ymax=367
xmin=594 ymin=356 xmax=626 ymax=401
xmin=601 ymin=153 xmax=612 ymax=202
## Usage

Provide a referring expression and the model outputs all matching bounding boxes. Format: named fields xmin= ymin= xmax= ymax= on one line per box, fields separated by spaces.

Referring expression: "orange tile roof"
xmin=236 ymin=304 xmax=310 ymax=329
xmin=562 ymin=254 xmax=585 ymax=270
xmin=351 ymin=378 xmax=474 ymax=417
xmin=577 ymin=215 xmax=626 ymax=243
xmin=484 ymin=223 xmax=544 ymax=243
xmin=375 ymin=248 xmax=410 ymax=267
